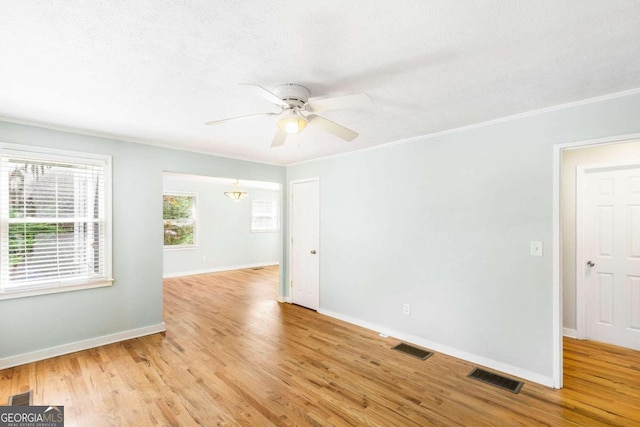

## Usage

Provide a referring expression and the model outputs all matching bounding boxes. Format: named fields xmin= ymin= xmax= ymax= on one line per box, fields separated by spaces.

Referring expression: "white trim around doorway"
xmin=552 ymin=132 xmax=640 ymax=389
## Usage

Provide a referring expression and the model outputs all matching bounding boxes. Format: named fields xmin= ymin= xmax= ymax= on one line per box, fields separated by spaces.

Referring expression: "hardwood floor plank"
xmin=2 ymin=266 xmax=640 ymax=426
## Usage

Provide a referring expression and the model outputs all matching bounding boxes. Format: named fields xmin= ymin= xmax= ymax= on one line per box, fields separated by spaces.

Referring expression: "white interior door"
xmin=581 ymin=164 xmax=640 ymax=350
xmin=290 ymin=178 xmax=319 ymax=310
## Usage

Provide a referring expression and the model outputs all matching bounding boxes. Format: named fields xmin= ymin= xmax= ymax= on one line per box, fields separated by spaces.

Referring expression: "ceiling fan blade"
xmin=271 ymin=129 xmax=287 ymax=147
xmin=307 ymin=93 xmax=372 ymax=113
xmin=239 ymin=83 xmax=289 ymax=108
xmin=307 ymin=114 xmax=358 ymax=142
xmin=205 ymin=112 xmax=277 ymax=126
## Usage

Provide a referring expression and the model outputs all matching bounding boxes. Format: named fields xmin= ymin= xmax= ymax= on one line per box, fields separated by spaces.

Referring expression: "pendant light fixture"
xmin=224 ymin=180 xmax=248 ymax=201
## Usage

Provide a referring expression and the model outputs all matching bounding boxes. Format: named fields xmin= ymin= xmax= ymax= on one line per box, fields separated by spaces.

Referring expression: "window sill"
xmin=163 ymin=244 xmax=199 ymax=251
xmin=0 ymin=279 xmax=114 ymax=301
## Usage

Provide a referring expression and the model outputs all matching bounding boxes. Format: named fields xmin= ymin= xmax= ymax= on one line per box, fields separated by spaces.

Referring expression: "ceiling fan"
xmin=205 ymin=83 xmax=372 ymax=147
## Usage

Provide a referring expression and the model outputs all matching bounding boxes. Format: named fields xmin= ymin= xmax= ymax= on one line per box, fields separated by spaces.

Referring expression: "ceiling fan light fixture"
xmin=277 ymin=113 xmax=308 ymax=135
xmin=224 ymin=180 xmax=248 ymax=201
xmin=205 ymin=83 xmax=369 ymax=146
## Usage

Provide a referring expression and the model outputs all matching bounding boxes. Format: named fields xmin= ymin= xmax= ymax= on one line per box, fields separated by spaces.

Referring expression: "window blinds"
xmin=0 ymin=152 xmax=107 ymax=292
xmin=251 ymin=198 xmax=277 ymax=231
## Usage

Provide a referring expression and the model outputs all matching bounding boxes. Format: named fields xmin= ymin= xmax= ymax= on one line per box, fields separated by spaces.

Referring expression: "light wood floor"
xmin=2 ymin=266 xmax=640 ymax=426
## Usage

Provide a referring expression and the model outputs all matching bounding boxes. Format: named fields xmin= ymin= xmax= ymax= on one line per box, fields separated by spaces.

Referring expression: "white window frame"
xmin=251 ymin=196 xmax=279 ymax=232
xmin=163 ymin=192 xmax=198 ymax=250
xmin=0 ymin=143 xmax=113 ymax=300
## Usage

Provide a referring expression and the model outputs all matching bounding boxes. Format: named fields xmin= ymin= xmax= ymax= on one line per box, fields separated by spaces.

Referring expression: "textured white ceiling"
xmin=1 ymin=1 xmax=640 ymax=165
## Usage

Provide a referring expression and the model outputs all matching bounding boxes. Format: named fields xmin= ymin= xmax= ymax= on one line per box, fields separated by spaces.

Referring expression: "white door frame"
xmin=575 ymin=160 xmax=640 ymax=340
xmin=288 ymin=177 xmax=320 ymax=305
xmin=552 ymin=132 xmax=640 ymax=389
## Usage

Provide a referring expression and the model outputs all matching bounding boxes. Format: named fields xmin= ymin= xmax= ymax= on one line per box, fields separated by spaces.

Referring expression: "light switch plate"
xmin=530 ymin=241 xmax=543 ymax=256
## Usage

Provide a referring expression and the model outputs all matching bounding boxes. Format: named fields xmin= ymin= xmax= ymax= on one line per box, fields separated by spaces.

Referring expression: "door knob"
xmin=587 ymin=261 xmax=595 ymax=267
xmin=310 ymin=250 xmax=317 ymax=254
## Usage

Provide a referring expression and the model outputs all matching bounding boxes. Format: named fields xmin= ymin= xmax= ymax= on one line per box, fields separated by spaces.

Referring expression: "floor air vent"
xmin=8 ymin=390 xmax=32 ymax=406
xmin=391 ymin=343 xmax=433 ymax=360
xmin=468 ymin=368 xmax=523 ymax=394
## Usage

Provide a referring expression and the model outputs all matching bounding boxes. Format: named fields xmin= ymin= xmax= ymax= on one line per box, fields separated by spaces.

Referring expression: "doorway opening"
xmin=162 ymin=172 xmax=283 ymax=300
xmin=555 ymin=134 xmax=640 ymax=388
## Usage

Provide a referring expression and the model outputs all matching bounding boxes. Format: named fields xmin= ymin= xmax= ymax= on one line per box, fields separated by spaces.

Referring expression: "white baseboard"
xmin=318 ymin=308 xmax=554 ymax=388
xmin=277 ymin=295 xmax=292 ymax=303
xmin=163 ymin=262 xmax=279 ymax=278
xmin=563 ymin=328 xmax=578 ymax=338
xmin=0 ymin=322 xmax=166 ymax=370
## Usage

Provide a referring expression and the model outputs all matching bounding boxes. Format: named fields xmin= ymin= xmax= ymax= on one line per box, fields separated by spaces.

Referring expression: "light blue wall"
xmin=0 ymin=121 xmax=285 ymax=360
xmin=286 ymin=93 xmax=640 ymax=382
xmin=3 ymin=92 xmax=640 ymax=379
xmin=162 ymin=174 xmax=281 ymax=276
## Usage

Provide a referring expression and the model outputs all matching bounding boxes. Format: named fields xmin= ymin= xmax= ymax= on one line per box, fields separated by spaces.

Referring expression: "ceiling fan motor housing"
xmin=273 ymin=84 xmax=310 ymax=109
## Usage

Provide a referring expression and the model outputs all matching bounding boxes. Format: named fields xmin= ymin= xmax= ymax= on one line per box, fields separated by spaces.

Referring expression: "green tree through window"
xmin=163 ymin=194 xmax=195 ymax=246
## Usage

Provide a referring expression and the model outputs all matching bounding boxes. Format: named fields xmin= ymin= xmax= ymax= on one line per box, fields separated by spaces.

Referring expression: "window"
xmin=251 ymin=197 xmax=278 ymax=232
xmin=163 ymin=193 xmax=196 ymax=247
xmin=0 ymin=143 xmax=112 ymax=299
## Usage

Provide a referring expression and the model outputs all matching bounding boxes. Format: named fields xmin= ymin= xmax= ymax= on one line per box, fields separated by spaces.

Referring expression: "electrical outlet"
xmin=202 ymin=255 xmax=206 ymax=262
xmin=403 ymin=303 xmax=411 ymax=316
